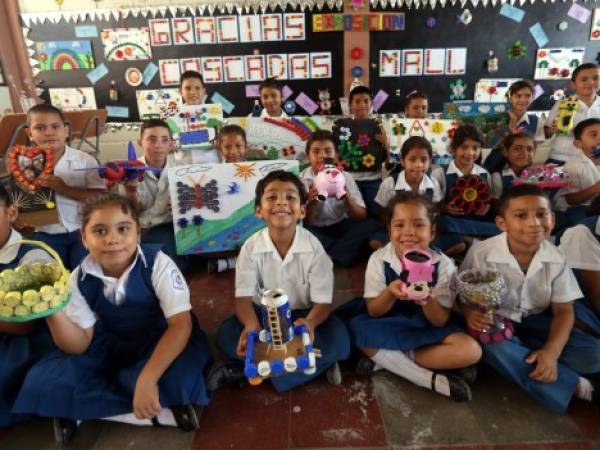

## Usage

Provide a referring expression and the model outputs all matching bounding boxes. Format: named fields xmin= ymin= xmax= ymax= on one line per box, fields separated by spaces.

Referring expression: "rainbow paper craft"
xmin=35 ymin=41 xmax=95 ymax=71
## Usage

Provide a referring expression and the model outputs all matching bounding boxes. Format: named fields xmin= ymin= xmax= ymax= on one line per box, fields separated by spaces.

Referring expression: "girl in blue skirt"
xmin=13 ymin=193 xmax=210 ymax=443
xmin=432 ymin=124 xmax=500 ymax=256
xmin=349 ymin=192 xmax=482 ymax=401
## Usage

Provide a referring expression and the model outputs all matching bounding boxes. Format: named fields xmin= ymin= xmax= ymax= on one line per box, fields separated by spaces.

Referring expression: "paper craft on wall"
xmin=333 ymin=119 xmax=388 ymax=172
xmin=195 ymin=17 xmax=216 ymax=44
xmin=289 ymin=53 xmax=310 ymax=79
xmin=378 ymin=47 xmax=466 ymax=77
xmin=172 ymin=17 xmax=194 ymax=45
xmin=35 ymin=40 xmax=94 ymax=71
xmin=149 ymin=19 xmax=171 ymax=46
xmin=223 ymin=56 xmax=246 ymax=82
xmin=201 ymin=57 xmax=224 ymax=83
xmin=443 ymin=102 xmax=509 ymax=118
xmin=168 ymin=160 xmax=299 ymax=255
xmin=217 ymin=16 xmax=240 ymax=43
xmin=49 ymin=87 xmax=97 ymax=111
xmin=386 ymin=117 xmax=457 ymax=159
xmin=180 ymin=57 xmax=201 ymax=73
xmin=284 ymin=13 xmax=306 ymax=40
xmin=379 ymin=50 xmax=400 ymax=77
xmin=474 ymin=79 xmax=520 ymax=103
xmin=239 ymin=15 xmax=262 ymax=42
xmin=159 ymin=59 xmax=181 ymax=86
xmin=402 ymin=49 xmax=423 ymax=76
xmin=228 ymin=116 xmax=331 ymax=164
xmin=535 ymin=48 xmax=585 ymax=80
xmin=266 ymin=54 xmax=288 ymax=80
xmin=163 ymin=104 xmax=224 ymax=151
xmin=445 ymin=48 xmax=467 ymax=75
xmin=262 ymin=14 xmax=283 ymax=41
xmin=424 ymin=49 xmax=446 ymax=75
xmin=244 ymin=55 xmax=266 ymax=82
xmin=591 ymin=8 xmax=600 ymax=40
xmin=102 ymin=28 xmax=152 ymax=61
xmin=309 ymin=52 xmax=332 ymax=78
xmin=136 ymin=88 xmax=182 ymax=120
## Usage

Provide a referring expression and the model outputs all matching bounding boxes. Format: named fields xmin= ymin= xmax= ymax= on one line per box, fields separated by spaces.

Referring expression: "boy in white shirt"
xmin=545 ymin=63 xmax=600 ymax=164
xmin=28 ymin=104 xmax=105 ymax=269
xmin=210 ymin=171 xmax=350 ymax=391
xmin=460 ymin=185 xmax=600 ymax=414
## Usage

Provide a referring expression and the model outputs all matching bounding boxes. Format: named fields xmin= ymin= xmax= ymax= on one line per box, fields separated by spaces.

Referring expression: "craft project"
xmin=448 ymin=175 xmax=492 ymax=215
xmin=459 ymin=113 xmax=510 ymax=149
xmin=244 ymin=289 xmax=317 ymax=385
xmin=591 ymin=8 xmax=600 ymax=40
xmin=507 ymin=40 xmax=527 ymax=60
xmin=317 ymin=88 xmax=334 ymax=114
xmin=313 ymin=159 xmax=346 ymax=200
xmin=333 ymin=118 xmax=387 ymax=173
xmin=49 ymin=88 xmax=97 ymax=111
xmin=386 ymin=117 xmax=456 ymax=164
xmin=162 ymin=104 xmax=224 ymax=151
xmin=228 ymin=116 xmax=330 ymax=164
xmin=443 ymin=102 xmax=509 ymax=118
xmin=535 ymin=48 xmax=584 ymax=80
xmin=74 ymin=142 xmax=159 ymax=189
xmin=136 ymin=89 xmax=181 ymax=120
xmin=457 ymin=269 xmax=513 ymax=344
xmin=35 ymin=40 xmax=94 ymax=71
xmin=512 ymin=164 xmax=571 ymax=189
xmin=398 ymin=249 xmax=434 ymax=301
xmin=101 ymin=28 xmax=152 ymax=61
xmin=474 ymin=79 xmax=520 ymax=103
xmin=125 ymin=67 xmax=143 ymax=86
xmin=554 ymin=96 xmax=578 ymax=136
xmin=0 ymin=240 xmax=70 ymax=322
xmin=167 ymin=160 xmax=299 ymax=254
xmin=2 ymin=146 xmax=58 ymax=226
xmin=449 ymin=79 xmax=467 ymax=100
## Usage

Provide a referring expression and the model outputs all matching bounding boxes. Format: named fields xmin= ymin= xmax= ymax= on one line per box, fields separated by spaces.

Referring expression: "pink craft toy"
xmin=400 ymin=249 xmax=434 ymax=301
xmin=512 ymin=164 xmax=571 ymax=189
xmin=314 ymin=159 xmax=347 ymax=201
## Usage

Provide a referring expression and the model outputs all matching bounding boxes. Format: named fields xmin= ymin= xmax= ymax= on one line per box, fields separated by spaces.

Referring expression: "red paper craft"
xmin=448 ymin=175 xmax=491 ymax=215
xmin=8 ymin=146 xmax=55 ymax=192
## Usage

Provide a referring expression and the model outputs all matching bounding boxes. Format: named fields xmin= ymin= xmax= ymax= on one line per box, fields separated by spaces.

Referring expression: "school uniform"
xmin=300 ymin=167 xmax=382 ymax=266
xmin=461 ymin=233 xmax=600 ymax=413
xmin=13 ymin=245 xmax=210 ymax=420
xmin=553 ymin=151 xmax=600 ymax=226
xmin=545 ymin=96 xmax=600 ymax=164
xmin=558 ymin=215 xmax=600 ymax=335
xmin=431 ymin=161 xmax=499 ymax=251
xmin=375 ymin=170 xmax=443 ymax=208
xmin=33 ymin=145 xmax=105 ymax=270
xmin=491 ymin=167 xmax=518 ymax=199
xmin=346 ymin=243 xmax=462 ymax=352
xmin=259 ymin=109 xmax=288 ymax=118
xmin=135 ymin=155 xmax=189 ymax=271
xmin=216 ymin=227 xmax=350 ymax=392
xmin=484 ymin=112 xmax=544 ymax=171
xmin=0 ymin=229 xmax=55 ymax=426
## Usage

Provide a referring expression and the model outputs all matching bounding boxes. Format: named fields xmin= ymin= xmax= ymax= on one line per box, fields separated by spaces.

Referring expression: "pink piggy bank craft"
xmin=314 ymin=164 xmax=347 ymax=201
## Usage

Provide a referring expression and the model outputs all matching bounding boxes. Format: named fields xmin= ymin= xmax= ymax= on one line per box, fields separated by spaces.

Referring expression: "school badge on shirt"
xmin=171 ymin=269 xmax=185 ymax=291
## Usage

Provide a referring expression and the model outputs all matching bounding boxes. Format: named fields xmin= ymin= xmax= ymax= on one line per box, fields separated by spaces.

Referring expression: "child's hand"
xmin=133 ymin=375 xmax=161 ymax=419
xmin=294 ymin=317 xmax=315 ymax=341
xmin=307 ymin=185 xmax=319 ymax=203
xmin=526 ymin=348 xmax=559 ymax=383
xmin=447 ymin=203 xmax=465 ymax=216
xmin=39 ymin=174 xmax=67 ymax=193
xmin=462 ymin=307 xmax=494 ymax=332
xmin=236 ymin=324 xmax=259 ymax=357
xmin=388 ymin=280 xmax=409 ymax=300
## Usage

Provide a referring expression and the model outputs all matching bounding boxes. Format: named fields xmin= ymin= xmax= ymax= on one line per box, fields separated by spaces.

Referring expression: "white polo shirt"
xmin=299 ymin=166 xmax=365 ymax=227
xmin=364 ymin=242 xmax=457 ymax=309
xmin=559 ymin=218 xmax=600 ymax=271
xmin=136 ymin=155 xmax=175 ymax=229
xmin=545 ymin=96 xmax=600 ymax=162
xmin=65 ymin=246 xmax=191 ymax=329
xmin=460 ymin=233 xmax=581 ymax=322
xmin=0 ymin=229 xmax=54 ymax=265
xmin=37 ymin=146 xmax=105 ymax=234
xmin=491 ymin=167 xmax=517 ymax=199
xmin=431 ymin=160 xmax=490 ymax=197
xmin=375 ymin=170 xmax=443 ymax=208
xmin=553 ymin=152 xmax=600 ymax=212
xmin=235 ymin=227 xmax=333 ymax=310
xmin=514 ymin=112 xmax=545 ymax=143
xmin=259 ymin=109 xmax=288 ymax=118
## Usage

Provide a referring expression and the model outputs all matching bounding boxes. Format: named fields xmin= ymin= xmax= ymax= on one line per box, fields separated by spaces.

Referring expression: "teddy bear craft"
xmin=313 ymin=158 xmax=347 ymax=201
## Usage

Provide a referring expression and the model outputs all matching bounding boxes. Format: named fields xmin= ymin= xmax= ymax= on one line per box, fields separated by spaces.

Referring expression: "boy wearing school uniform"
xmin=210 ymin=171 xmax=351 ymax=391
xmin=28 ymin=104 xmax=105 ymax=270
xmin=460 ymin=185 xmax=600 ymax=414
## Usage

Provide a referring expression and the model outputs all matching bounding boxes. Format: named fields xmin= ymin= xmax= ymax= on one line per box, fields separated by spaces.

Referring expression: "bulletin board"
xmin=24 ymin=5 xmax=344 ymax=121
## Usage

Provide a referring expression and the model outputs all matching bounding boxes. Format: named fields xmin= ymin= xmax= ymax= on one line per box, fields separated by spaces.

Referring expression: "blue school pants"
xmin=356 ymin=179 xmax=383 ymax=218
xmin=217 ymin=306 xmax=351 ymax=392
xmin=33 ymin=230 xmax=87 ymax=270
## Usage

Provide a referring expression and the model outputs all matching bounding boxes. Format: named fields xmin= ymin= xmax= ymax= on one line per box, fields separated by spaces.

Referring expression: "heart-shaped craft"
xmin=8 ymin=145 xmax=55 ymax=192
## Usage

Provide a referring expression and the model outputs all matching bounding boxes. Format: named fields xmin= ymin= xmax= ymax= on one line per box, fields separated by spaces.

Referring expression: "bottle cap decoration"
xmin=8 ymin=145 xmax=55 ymax=193
xmin=448 ymin=175 xmax=491 ymax=215
xmin=512 ymin=164 xmax=571 ymax=189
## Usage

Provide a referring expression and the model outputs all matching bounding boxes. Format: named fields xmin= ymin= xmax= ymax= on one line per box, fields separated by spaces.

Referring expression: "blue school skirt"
xmin=346 ymin=298 xmax=464 ymax=351
xmin=0 ymin=321 xmax=54 ymax=426
xmin=13 ymin=320 xmax=211 ymax=420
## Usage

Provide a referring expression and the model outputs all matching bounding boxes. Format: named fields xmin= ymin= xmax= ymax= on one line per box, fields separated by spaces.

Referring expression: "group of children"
xmin=2 ymin=63 xmax=600 ymax=443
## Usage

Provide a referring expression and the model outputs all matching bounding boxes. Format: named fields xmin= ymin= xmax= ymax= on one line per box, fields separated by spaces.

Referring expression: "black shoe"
xmin=326 ymin=361 xmax=342 ymax=385
xmin=453 ymin=365 xmax=478 ymax=386
xmin=355 ymin=357 xmax=375 ymax=377
xmin=206 ymin=359 xmax=245 ymax=391
xmin=53 ymin=418 xmax=78 ymax=445
xmin=171 ymin=404 xmax=202 ymax=432
xmin=431 ymin=372 xmax=472 ymax=402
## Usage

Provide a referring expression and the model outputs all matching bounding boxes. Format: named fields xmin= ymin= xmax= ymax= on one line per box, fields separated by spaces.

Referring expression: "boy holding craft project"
xmin=28 ymin=104 xmax=105 ymax=270
xmin=545 ymin=63 xmax=600 ymax=164
xmin=211 ymin=170 xmax=350 ymax=391
xmin=256 ymin=78 xmax=287 ymax=118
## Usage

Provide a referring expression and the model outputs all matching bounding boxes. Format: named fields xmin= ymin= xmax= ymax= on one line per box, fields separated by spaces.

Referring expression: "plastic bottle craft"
xmin=555 ymin=96 xmax=578 ymax=136
xmin=399 ymin=249 xmax=434 ymax=301
xmin=512 ymin=164 xmax=571 ymax=189
xmin=457 ymin=269 xmax=513 ymax=344
xmin=448 ymin=175 xmax=492 ymax=215
xmin=244 ymin=289 xmax=318 ymax=386
xmin=313 ymin=158 xmax=346 ymax=201
xmin=0 ymin=240 xmax=70 ymax=322
xmin=8 ymin=145 xmax=55 ymax=193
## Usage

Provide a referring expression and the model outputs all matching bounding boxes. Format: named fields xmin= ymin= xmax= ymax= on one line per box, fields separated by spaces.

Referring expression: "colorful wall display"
xmin=379 ymin=48 xmax=467 ymax=77
xmin=101 ymin=28 xmax=152 ymax=61
xmin=35 ymin=40 xmax=94 ymax=71
xmin=385 ymin=117 xmax=457 ymax=157
xmin=167 ymin=160 xmax=299 ymax=254
xmin=473 ymin=79 xmax=520 ymax=103
xmin=312 ymin=13 xmax=405 ymax=31
xmin=135 ymin=88 xmax=182 ymax=120
xmin=49 ymin=87 xmax=97 ymax=111
xmin=163 ymin=104 xmax=224 ymax=151
xmin=443 ymin=102 xmax=510 ymax=118
xmin=534 ymin=47 xmax=585 ymax=80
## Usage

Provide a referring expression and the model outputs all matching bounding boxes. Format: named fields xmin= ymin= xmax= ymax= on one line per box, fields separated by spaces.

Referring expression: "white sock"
xmin=217 ymin=257 xmax=237 ymax=272
xmin=370 ymin=349 xmax=450 ymax=397
xmin=102 ymin=408 xmax=177 ymax=427
xmin=576 ymin=377 xmax=594 ymax=402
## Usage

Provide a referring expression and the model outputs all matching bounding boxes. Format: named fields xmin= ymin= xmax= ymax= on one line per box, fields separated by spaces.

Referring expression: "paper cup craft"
xmin=555 ymin=96 xmax=578 ymax=136
xmin=244 ymin=289 xmax=318 ymax=386
xmin=0 ymin=240 xmax=70 ymax=322
xmin=449 ymin=175 xmax=492 ymax=215
xmin=125 ymin=67 xmax=143 ymax=87
xmin=314 ymin=158 xmax=346 ymax=201
xmin=398 ymin=249 xmax=434 ymax=301
xmin=457 ymin=269 xmax=513 ymax=344
xmin=512 ymin=164 xmax=571 ymax=189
